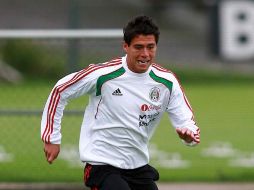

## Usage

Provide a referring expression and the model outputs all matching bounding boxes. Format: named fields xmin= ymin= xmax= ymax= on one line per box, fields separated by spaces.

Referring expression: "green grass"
xmin=152 ymin=83 xmax=254 ymax=181
xmin=0 ymin=73 xmax=254 ymax=182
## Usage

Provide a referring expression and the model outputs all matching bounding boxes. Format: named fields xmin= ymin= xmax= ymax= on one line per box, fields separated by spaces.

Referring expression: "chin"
xmin=137 ymin=67 xmax=149 ymax=73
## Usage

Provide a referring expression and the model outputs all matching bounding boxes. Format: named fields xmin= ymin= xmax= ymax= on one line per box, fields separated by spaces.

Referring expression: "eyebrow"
xmin=133 ymin=43 xmax=156 ymax=47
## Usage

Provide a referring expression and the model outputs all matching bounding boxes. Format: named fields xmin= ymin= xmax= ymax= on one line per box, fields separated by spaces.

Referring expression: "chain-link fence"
xmin=1 ymin=1 xmax=254 ymax=184
xmin=0 ymin=25 xmax=196 ymax=182
xmin=0 ymin=37 xmax=123 ymax=182
xmin=0 ymin=35 xmax=189 ymax=182
xmin=0 ymin=30 xmax=209 ymax=182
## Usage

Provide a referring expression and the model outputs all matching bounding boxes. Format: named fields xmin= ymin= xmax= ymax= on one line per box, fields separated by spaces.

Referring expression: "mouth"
xmin=137 ymin=60 xmax=150 ymax=65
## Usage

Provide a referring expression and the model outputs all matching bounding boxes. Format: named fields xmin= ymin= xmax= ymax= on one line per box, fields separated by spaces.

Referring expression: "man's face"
xmin=123 ymin=34 xmax=157 ymax=73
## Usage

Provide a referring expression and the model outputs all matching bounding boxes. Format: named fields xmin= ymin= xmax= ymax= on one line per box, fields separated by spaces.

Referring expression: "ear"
xmin=123 ymin=42 xmax=128 ymax=53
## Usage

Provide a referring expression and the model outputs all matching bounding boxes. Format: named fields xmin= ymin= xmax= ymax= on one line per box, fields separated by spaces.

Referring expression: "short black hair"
xmin=123 ymin=15 xmax=160 ymax=45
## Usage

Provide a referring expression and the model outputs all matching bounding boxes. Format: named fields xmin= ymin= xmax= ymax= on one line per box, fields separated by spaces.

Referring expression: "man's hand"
xmin=176 ymin=127 xmax=200 ymax=144
xmin=43 ymin=143 xmax=60 ymax=164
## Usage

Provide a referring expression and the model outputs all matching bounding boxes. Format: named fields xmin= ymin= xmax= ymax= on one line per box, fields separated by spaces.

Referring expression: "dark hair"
xmin=123 ymin=15 xmax=160 ymax=45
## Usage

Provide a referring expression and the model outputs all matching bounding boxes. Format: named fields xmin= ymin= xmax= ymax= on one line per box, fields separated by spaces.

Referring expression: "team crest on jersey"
xmin=149 ymin=87 xmax=160 ymax=102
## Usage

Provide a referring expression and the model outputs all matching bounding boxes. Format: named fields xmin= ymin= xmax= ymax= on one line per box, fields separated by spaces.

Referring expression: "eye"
xmin=147 ymin=44 xmax=155 ymax=50
xmin=134 ymin=45 xmax=143 ymax=50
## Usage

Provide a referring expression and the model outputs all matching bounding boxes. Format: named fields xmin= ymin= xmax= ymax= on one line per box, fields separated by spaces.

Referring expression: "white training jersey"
xmin=41 ymin=55 xmax=200 ymax=169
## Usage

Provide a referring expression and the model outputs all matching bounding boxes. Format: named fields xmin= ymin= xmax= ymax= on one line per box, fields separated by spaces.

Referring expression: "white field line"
xmin=0 ymin=145 xmax=13 ymax=163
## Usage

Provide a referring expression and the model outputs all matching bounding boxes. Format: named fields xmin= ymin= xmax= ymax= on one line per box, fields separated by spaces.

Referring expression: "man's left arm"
xmin=166 ymin=76 xmax=200 ymax=146
xmin=176 ymin=126 xmax=200 ymax=146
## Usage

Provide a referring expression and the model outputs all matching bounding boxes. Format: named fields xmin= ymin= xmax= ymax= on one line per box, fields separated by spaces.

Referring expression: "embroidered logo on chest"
xmin=149 ymin=87 xmax=160 ymax=102
xmin=112 ymin=88 xmax=123 ymax=96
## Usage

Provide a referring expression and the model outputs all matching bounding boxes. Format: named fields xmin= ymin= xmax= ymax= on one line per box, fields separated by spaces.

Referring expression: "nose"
xmin=141 ymin=48 xmax=149 ymax=57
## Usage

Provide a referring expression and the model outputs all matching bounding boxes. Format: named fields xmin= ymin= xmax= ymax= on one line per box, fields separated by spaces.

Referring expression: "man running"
xmin=41 ymin=15 xmax=200 ymax=190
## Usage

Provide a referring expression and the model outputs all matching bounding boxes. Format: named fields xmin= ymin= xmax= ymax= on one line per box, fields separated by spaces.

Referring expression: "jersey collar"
xmin=122 ymin=55 xmax=152 ymax=77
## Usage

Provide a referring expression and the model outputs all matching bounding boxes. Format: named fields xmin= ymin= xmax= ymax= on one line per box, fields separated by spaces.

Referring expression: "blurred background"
xmin=0 ymin=0 xmax=254 ymax=187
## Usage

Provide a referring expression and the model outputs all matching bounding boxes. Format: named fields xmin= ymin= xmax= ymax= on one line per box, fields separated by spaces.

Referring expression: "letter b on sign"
xmin=220 ymin=0 xmax=254 ymax=60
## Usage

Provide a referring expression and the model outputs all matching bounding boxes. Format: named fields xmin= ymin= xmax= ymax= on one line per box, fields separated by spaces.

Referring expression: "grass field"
xmin=0 ymin=70 xmax=254 ymax=182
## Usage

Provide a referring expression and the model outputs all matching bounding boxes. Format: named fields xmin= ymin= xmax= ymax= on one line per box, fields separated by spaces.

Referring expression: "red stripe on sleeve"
xmin=42 ymin=59 xmax=122 ymax=143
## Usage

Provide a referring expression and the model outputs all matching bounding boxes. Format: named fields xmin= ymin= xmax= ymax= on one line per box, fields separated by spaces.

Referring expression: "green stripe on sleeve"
xmin=149 ymin=70 xmax=173 ymax=92
xmin=96 ymin=67 xmax=125 ymax=96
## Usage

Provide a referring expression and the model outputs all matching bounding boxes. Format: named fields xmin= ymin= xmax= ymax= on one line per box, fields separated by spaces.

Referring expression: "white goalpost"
xmin=0 ymin=29 xmax=123 ymax=39
xmin=0 ymin=29 xmax=123 ymax=82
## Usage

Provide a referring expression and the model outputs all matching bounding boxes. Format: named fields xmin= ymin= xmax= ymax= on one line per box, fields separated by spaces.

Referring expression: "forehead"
xmin=130 ymin=34 xmax=156 ymax=45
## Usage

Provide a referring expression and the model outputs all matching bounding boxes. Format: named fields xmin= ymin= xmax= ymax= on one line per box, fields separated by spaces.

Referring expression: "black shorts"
xmin=84 ymin=163 xmax=159 ymax=190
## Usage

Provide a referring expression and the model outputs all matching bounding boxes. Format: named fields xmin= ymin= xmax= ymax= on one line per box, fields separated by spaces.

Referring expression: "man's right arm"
xmin=43 ymin=143 xmax=60 ymax=164
xmin=40 ymin=64 xmax=101 ymax=163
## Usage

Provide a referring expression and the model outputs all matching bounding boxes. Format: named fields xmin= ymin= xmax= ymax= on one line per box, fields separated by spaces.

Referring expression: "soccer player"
xmin=41 ymin=15 xmax=200 ymax=190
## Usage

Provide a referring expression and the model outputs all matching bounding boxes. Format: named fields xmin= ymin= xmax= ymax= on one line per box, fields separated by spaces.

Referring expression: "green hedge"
xmin=1 ymin=40 xmax=66 ymax=79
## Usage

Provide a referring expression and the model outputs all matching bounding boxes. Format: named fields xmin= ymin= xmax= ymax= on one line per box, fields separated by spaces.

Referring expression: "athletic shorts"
xmin=84 ymin=163 xmax=159 ymax=190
